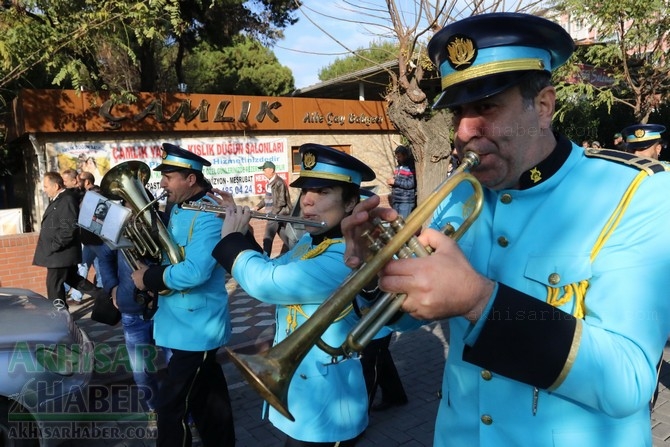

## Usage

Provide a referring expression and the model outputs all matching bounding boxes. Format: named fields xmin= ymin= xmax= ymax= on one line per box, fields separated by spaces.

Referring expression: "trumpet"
xmin=181 ymin=202 xmax=327 ymax=228
xmin=225 ymin=151 xmax=483 ymax=421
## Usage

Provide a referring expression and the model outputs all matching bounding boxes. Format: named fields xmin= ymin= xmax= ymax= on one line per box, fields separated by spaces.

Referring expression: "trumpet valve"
xmin=362 ymin=228 xmax=384 ymax=257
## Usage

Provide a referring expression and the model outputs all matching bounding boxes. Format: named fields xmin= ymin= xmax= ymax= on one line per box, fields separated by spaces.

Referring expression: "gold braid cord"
xmin=546 ymin=171 xmax=647 ymax=318
xmin=285 ymin=239 xmax=353 ymax=333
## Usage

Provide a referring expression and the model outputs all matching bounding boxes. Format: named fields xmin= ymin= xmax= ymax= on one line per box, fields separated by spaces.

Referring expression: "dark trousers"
xmin=262 ymin=220 xmax=289 ymax=256
xmin=156 ymin=348 xmax=234 ymax=447
xmin=46 ymin=265 xmax=101 ymax=302
xmin=360 ymin=333 xmax=407 ymax=410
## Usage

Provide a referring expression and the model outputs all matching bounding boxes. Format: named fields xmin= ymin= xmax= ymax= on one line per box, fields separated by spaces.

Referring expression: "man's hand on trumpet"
xmin=341 ymin=201 xmax=495 ymax=323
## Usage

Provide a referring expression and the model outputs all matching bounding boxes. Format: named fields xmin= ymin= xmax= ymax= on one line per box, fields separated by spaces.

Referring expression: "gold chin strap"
xmin=546 ymin=170 xmax=648 ymax=318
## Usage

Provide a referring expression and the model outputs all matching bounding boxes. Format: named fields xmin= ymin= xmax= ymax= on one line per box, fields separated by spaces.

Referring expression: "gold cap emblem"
xmin=303 ymin=151 xmax=317 ymax=170
xmin=634 ymin=129 xmax=645 ymax=139
xmin=161 ymin=149 xmax=168 ymax=159
xmin=446 ymin=35 xmax=477 ymax=69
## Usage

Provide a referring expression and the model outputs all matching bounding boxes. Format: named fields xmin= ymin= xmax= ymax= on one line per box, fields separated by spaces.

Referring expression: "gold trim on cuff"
xmin=548 ymin=318 xmax=582 ymax=391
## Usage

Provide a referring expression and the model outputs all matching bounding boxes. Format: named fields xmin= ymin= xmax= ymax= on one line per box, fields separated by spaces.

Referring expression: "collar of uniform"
xmin=311 ymin=225 xmax=343 ymax=246
xmin=178 ymin=189 xmax=208 ymax=207
xmin=517 ymin=133 xmax=572 ymax=190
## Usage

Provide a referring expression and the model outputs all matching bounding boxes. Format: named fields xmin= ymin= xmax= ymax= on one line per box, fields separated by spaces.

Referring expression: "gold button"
xmin=481 ymin=370 xmax=492 ymax=380
xmin=497 ymin=236 xmax=509 ymax=247
xmin=548 ymin=273 xmax=561 ymax=285
xmin=500 ymin=193 xmax=512 ymax=204
xmin=481 ymin=414 xmax=493 ymax=425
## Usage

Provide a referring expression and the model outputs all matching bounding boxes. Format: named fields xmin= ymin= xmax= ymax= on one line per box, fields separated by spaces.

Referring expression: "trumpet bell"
xmin=225 ymin=348 xmax=295 ymax=421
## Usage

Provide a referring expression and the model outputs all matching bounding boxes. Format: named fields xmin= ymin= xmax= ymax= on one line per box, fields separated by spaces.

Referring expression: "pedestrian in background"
xmin=358 ymin=296 xmax=408 ymax=413
xmin=255 ymin=160 xmax=292 ymax=256
xmin=212 ymin=143 xmax=375 ymax=447
xmin=78 ymin=170 xmax=105 ymax=292
xmin=32 ymin=172 xmax=106 ymax=309
xmin=355 ymin=188 xmax=408 ymax=414
xmin=96 ymin=242 xmax=160 ymax=414
xmin=61 ymin=168 xmax=85 ymax=303
xmin=131 ymin=143 xmax=235 ymax=447
xmin=342 ymin=12 xmax=670 ymax=446
xmin=387 ymin=145 xmax=416 ymax=219
xmin=613 ymin=132 xmax=627 ymax=151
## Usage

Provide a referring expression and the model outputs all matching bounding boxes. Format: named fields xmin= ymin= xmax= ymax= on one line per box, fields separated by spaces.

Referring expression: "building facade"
xmin=6 ymin=89 xmax=400 ymax=232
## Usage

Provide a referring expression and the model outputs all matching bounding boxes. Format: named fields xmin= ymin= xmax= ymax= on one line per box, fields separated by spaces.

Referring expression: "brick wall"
xmin=0 ymin=220 xmax=268 ymax=296
xmin=0 ymin=233 xmax=46 ymax=294
xmin=0 ymin=197 xmax=391 ymax=295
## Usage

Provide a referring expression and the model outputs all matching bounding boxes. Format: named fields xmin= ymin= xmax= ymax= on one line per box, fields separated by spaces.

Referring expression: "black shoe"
xmin=372 ymin=398 xmax=408 ymax=412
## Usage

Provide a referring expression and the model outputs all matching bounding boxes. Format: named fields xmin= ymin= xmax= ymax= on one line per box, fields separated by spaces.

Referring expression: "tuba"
xmin=100 ymin=161 xmax=183 ymax=272
xmin=225 ymin=151 xmax=483 ymax=421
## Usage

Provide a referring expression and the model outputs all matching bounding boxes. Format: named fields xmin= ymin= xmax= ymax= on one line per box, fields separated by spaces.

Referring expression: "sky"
xmin=272 ymin=2 xmax=401 ymax=89
xmin=271 ymin=1 xmax=545 ymax=89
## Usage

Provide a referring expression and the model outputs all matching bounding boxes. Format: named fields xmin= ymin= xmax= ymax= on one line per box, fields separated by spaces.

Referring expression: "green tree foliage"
xmin=166 ymin=0 xmax=299 ymax=87
xmin=181 ymin=38 xmax=294 ymax=95
xmin=553 ymin=0 xmax=670 ymax=123
xmin=318 ymin=40 xmax=400 ymax=81
xmin=0 ymin=0 xmax=300 ymax=98
xmin=0 ymin=0 xmax=166 ymax=100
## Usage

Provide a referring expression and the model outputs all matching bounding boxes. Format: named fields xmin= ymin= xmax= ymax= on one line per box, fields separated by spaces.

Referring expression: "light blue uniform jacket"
xmin=230 ymin=235 xmax=369 ymax=443
xmin=397 ymin=142 xmax=670 ymax=446
xmin=153 ymin=197 xmax=231 ymax=352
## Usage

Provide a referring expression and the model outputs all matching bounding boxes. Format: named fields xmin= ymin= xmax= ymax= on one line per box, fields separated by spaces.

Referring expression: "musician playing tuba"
xmin=211 ymin=143 xmax=375 ymax=447
xmin=130 ymin=143 xmax=235 ymax=447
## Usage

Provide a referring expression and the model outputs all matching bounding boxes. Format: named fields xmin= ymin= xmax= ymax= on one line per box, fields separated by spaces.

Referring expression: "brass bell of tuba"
xmin=100 ymin=161 xmax=183 ymax=272
xmin=225 ymin=151 xmax=484 ymax=421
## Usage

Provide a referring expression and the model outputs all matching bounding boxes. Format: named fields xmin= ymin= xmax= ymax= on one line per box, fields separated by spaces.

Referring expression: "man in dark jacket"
xmin=255 ymin=160 xmax=292 ymax=256
xmin=32 ymin=171 xmax=106 ymax=309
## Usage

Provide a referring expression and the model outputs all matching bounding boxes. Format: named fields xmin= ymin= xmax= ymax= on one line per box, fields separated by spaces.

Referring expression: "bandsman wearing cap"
xmin=622 ymin=123 xmax=666 ymax=160
xmin=212 ymin=144 xmax=374 ymax=446
xmin=131 ymin=143 xmax=235 ymax=446
xmin=342 ymin=13 xmax=670 ymax=446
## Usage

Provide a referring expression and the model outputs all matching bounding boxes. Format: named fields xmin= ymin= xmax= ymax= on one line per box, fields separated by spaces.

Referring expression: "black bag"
xmin=91 ymin=295 xmax=121 ymax=326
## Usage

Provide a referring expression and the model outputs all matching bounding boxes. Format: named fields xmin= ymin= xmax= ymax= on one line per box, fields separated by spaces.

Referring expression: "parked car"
xmin=0 ymin=288 xmax=93 ymax=447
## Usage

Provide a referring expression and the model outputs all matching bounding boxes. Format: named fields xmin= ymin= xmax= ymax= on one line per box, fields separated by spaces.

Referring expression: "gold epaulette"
xmin=584 ymin=148 xmax=670 ymax=175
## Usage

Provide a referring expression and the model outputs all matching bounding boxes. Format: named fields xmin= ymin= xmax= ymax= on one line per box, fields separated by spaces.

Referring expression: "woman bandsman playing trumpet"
xmin=211 ymin=143 xmax=375 ymax=447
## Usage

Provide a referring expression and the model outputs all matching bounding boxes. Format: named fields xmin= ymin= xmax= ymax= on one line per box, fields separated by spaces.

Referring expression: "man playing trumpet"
xmin=342 ymin=13 xmax=670 ymax=446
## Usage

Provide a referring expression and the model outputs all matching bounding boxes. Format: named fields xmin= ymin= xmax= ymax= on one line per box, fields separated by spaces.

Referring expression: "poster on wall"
xmin=0 ymin=208 xmax=23 ymax=235
xmin=50 ymin=137 xmax=291 ymax=201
